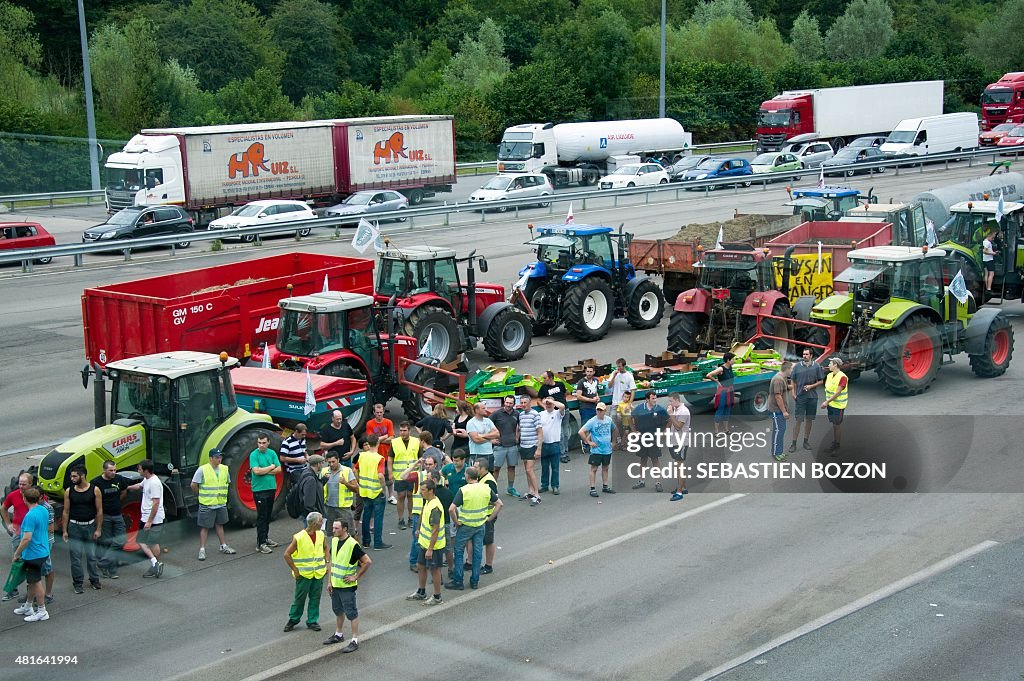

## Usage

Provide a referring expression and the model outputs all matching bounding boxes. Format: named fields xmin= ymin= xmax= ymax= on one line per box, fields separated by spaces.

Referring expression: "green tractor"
xmin=808 ymin=245 xmax=1014 ymax=395
xmin=34 ymin=352 xmax=283 ymax=529
xmin=936 ymin=199 xmax=1024 ymax=303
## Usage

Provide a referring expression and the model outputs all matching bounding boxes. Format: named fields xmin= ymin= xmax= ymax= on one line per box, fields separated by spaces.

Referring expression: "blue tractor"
xmin=514 ymin=224 xmax=665 ymax=341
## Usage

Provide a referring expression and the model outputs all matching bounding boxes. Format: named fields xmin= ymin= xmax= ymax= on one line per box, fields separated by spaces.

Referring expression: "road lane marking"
xmin=691 ymin=539 xmax=1001 ymax=681
xmin=180 ymin=493 xmax=747 ymax=681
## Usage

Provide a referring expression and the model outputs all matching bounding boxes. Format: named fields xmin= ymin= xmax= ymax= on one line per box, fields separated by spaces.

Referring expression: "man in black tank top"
xmin=62 ymin=465 xmax=103 ymax=593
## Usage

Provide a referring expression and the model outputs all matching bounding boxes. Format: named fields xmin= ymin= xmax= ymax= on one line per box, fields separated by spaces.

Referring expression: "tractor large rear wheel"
xmin=520 ymin=280 xmax=553 ymax=336
xmin=743 ymin=299 xmax=793 ymax=355
xmin=667 ymin=310 xmax=707 ymax=353
xmin=877 ymin=317 xmax=942 ymax=396
xmin=401 ymin=362 xmax=441 ymax=422
xmin=321 ymin=362 xmax=370 ymax=434
xmin=223 ymin=427 xmax=285 ymax=527
xmin=405 ymin=306 xmax=461 ymax=363
xmin=626 ymin=279 xmax=665 ymax=329
xmin=969 ymin=313 xmax=1014 ymax=378
xmin=483 ymin=307 xmax=533 ymax=361
xmin=563 ymin=278 xmax=614 ymax=342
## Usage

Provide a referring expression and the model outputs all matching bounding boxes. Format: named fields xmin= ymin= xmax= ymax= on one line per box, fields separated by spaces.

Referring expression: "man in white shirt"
xmin=129 ymin=459 xmax=166 ymax=578
xmin=537 ymin=398 xmax=565 ymax=495
xmin=667 ymin=393 xmax=691 ymax=501
xmin=609 ymin=358 xmax=636 ymax=450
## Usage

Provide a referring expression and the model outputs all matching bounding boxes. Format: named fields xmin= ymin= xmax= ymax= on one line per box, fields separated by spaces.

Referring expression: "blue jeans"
xmin=361 ymin=495 xmax=386 ymax=547
xmin=540 ymin=443 xmax=561 ymax=489
xmin=408 ymin=513 xmax=421 ymax=566
xmin=68 ymin=521 xmax=99 ymax=586
xmin=451 ymin=523 xmax=484 ymax=586
xmin=97 ymin=515 xmax=126 ymax=575
xmin=770 ymin=411 xmax=787 ymax=456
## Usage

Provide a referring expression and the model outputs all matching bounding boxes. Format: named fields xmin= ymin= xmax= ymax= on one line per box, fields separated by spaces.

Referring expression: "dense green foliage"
xmin=0 ymin=0 xmax=1015 ymax=192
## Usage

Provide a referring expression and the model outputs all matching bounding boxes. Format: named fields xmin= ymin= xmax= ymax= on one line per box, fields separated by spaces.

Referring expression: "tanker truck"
xmin=496 ymin=119 xmax=693 ymax=188
xmin=914 ymin=171 xmax=1024 ymax=229
xmin=756 ymin=81 xmax=944 ymax=153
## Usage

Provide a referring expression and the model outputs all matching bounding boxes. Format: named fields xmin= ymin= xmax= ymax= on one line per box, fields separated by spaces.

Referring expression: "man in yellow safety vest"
xmin=283 ymin=511 xmax=327 ymax=632
xmin=446 ymin=466 xmax=501 ymax=590
xmin=402 ymin=456 xmax=438 ymax=572
xmin=389 ymin=422 xmax=420 ymax=531
xmin=405 ymin=479 xmax=445 ymax=606
xmin=820 ymin=357 xmax=849 ymax=454
xmin=190 ymin=448 xmax=236 ymax=561
xmin=322 ymin=452 xmax=358 ymax=538
xmin=357 ymin=436 xmax=391 ymax=551
xmin=322 ymin=519 xmax=371 ymax=653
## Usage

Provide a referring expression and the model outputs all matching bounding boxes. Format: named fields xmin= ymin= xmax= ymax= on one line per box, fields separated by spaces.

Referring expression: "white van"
xmin=880 ymin=113 xmax=979 ymax=158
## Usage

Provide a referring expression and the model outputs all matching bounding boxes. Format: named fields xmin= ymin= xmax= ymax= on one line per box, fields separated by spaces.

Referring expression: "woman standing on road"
xmin=706 ymin=352 xmax=736 ymax=437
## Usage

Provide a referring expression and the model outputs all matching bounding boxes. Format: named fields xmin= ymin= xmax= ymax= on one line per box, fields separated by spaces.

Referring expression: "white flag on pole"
xmin=303 ymin=367 xmax=316 ymax=415
xmin=948 ymin=269 xmax=970 ymax=304
xmin=322 ymin=274 xmax=329 ymax=293
xmin=261 ymin=343 xmax=270 ymax=369
xmin=420 ymin=329 xmax=437 ymax=360
xmin=565 ymin=202 xmax=574 ymax=224
xmin=996 ymin=193 xmax=1005 ymax=223
xmin=817 ymin=240 xmax=823 ymax=273
xmin=925 ymin=219 xmax=937 ymax=247
xmin=351 ymin=218 xmax=379 ymax=254
xmin=817 ymin=165 xmax=825 ymax=189
xmin=714 ymin=225 xmax=724 ymax=250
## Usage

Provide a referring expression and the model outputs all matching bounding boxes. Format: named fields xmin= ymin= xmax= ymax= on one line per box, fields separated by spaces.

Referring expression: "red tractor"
xmin=374 ymin=246 xmax=533 ymax=363
xmin=667 ymin=243 xmax=796 ymax=355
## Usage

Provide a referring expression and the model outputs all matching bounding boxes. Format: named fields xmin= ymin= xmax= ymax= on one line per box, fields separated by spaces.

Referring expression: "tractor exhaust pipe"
xmin=782 ymin=245 xmax=797 ymax=298
xmin=92 ymin=363 xmax=106 ymax=428
xmin=466 ymin=251 xmax=479 ymax=337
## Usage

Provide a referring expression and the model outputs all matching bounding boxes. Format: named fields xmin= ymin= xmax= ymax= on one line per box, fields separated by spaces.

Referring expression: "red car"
xmin=0 ymin=221 xmax=57 ymax=264
xmin=980 ymin=122 xmax=1016 ymax=146
xmin=995 ymin=124 xmax=1024 ymax=149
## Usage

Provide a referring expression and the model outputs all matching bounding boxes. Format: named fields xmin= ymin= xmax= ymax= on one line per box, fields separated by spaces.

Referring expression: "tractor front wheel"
xmin=877 ymin=317 xmax=942 ymax=396
xmin=626 ymin=279 xmax=665 ymax=329
xmin=405 ymin=306 xmax=461 ymax=363
xmin=483 ymin=307 xmax=533 ymax=361
xmin=667 ymin=310 xmax=707 ymax=353
xmin=969 ymin=313 xmax=1014 ymax=378
xmin=223 ymin=427 xmax=285 ymax=527
xmin=563 ymin=278 xmax=614 ymax=342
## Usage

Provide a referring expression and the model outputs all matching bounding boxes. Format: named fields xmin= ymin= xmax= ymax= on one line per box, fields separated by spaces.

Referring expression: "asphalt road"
xmin=1 ymin=161 xmax=1022 ymax=680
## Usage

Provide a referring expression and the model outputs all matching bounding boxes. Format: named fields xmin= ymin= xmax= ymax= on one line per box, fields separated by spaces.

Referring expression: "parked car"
xmin=468 ymin=173 xmax=553 ymax=210
xmin=598 ymin=163 xmax=670 ymax=190
xmin=681 ymin=157 xmax=753 ymax=189
xmin=781 ymin=140 xmax=835 ymax=168
xmin=995 ymin=124 xmax=1024 ymax=149
xmin=324 ymin=190 xmax=409 ymax=221
xmin=0 ymin=221 xmax=57 ymax=264
xmin=980 ymin=123 xmax=1017 ymax=147
xmin=83 ymin=206 xmax=194 ymax=248
xmin=667 ymin=155 xmax=713 ymax=181
xmin=208 ymin=200 xmax=315 ymax=242
xmin=821 ymin=146 xmax=886 ymax=177
xmin=846 ymin=136 xmax=887 ymax=149
xmin=750 ymin=152 xmax=802 ymax=180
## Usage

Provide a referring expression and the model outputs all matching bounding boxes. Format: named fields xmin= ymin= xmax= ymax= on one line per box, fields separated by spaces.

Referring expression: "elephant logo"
xmin=228 ymin=142 xmax=270 ymax=178
xmin=373 ymin=132 xmax=409 ymax=165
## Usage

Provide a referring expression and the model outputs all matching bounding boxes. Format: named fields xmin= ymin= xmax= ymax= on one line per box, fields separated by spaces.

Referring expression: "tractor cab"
xmin=835 ymin=246 xmax=957 ymax=321
xmin=939 ymin=200 xmax=1024 ymax=301
xmin=698 ymin=245 xmax=774 ymax=307
xmin=275 ymin=291 xmax=385 ymax=375
xmin=377 ymin=246 xmax=462 ymax=306
xmin=841 ymin=202 xmax=928 ymax=246
xmin=525 ymin=224 xmax=626 ymax=276
xmin=787 ymin=187 xmax=866 ymax=221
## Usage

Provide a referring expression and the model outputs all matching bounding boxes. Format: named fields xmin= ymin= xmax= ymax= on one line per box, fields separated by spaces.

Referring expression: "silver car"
xmin=468 ymin=174 xmax=553 ymax=211
xmin=324 ymin=190 xmax=409 ymax=222
xmin=782 ymin=140 xmax=835 ymax=168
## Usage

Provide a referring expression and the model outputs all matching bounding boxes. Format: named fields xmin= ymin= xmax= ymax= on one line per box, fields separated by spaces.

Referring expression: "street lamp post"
xmin=77 ymin=0 xmax=100 ymax=191
xmin=659 ymin=0 xmax=666 ymax=118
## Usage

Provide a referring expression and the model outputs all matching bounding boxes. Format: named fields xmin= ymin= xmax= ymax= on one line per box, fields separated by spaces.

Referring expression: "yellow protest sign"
xmin=773 ymin=253 xmax=834 ymax=305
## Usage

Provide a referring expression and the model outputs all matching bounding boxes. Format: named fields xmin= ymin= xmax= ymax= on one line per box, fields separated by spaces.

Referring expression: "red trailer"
xmin=765 ymin=220 xmax=892 ymax=277
xmin=82 ymin=252 xmax=375 ymax=367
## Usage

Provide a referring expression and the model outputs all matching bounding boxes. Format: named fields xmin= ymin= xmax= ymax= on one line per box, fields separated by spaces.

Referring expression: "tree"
xmin=90 ymin=19 xmax=163 ymax=134
xmin=216 ymin=68 xmax=296 ymax=123
xmin=443 ymin=19 xmax=511 ymax=96
xmin=388 ymin=40 xmax=452 ymax=101
xmin=825 ymin=0 xmax=895 ymax=61
xmin=0 ymin=2 xmax=43 ymax=104
xmin=667 ymin=15 xmax=793 ymax=71
xmin=300 ymin=81 xmax=394 ymax=120
xmin=969 ymin=0 xmax=1024 ymax=73
xmin=268 ymin=0 xmax=352 ymax=102
xmin=691 ymin=0 xmax=755 ymax=27
xmin=345 ymin=0 xmax=448 ymax=86
xmin=788 ymin=10 xmax=823 ymax=62
xmin=468 ymin=0 xmax=575 ymax=67
xmin=161 ymin=0 xmax=283 ymax=91
xmin=486 ymin=60 xmax=586 ymax=132
xmin=432 ymin=0 xmax=485 ymax=53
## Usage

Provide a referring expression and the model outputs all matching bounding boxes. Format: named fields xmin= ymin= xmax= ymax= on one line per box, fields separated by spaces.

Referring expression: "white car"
xmin=468 ymin=174 xmax=553 ymax=211
xmin=598 ymin=163 xmax=670 ymax=190
xmin=208 ymin=200 xmax=316 ymax=242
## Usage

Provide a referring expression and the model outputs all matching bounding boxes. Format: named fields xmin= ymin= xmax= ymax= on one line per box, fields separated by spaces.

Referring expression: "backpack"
xmin=285 ymin=481 xmax=303 ymax=519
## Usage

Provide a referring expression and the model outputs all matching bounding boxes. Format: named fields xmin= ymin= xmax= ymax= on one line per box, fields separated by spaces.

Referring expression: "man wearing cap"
xmin=579 ymin=402 xmax=616 ymax=498
xmin=190 ymin=448 xmax=236 ymax=561
xmin=820 ymin=357 xmax=849 ymax=454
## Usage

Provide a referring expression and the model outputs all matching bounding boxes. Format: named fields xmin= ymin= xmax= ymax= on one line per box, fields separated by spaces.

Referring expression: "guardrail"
xmin=2 ymin=145 xmax=1020 ymax=273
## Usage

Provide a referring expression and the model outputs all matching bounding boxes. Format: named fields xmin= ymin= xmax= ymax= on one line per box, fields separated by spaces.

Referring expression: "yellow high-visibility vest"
xmin=390 ymin=437 xmax=420 ymax=481
xmin=458 ymin=482 xmax=490 ymax=527
xmin=358 ymin=451 xmax=383 ymax=499
xmin=825 ymin=370 xmax=849 ymax=410
xmin=478 ymin=471 xmax=497 ymax=512
xmin=322 ymin=466 xmax=355 ymax=508
xmin=197 ymin=463 xmax=229 ymax=507
xmin=329 ymin=535 xmax=360 ymax=588
xmin=417 ymin=497 xmax=446 ymax=550
xmin=291 ymin=529 xmax=326 ymax=579
xmin=410 ymin=470 xmax=428 ymax=515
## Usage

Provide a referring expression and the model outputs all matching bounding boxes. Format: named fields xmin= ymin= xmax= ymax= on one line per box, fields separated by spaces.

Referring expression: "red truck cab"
xmin=756 ymin=93 xmax=813 ymax=151
xmin=982 ymin=73 xmax=1024 ymax=131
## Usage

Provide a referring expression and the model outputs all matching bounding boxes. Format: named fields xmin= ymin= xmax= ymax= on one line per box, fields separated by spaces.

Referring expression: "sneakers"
xmin=73 ymin=584 xmax=85 ymax=594
xmin=306 ymin=622 xmax=321 ymax=631
xmin=398 ymin=518 xmax=407 ymax=530
xmin=143 ymin=565 xmax=158 ymax=578
xmin=529 ymin=496 xmax=539 ymax=507
xmin=424 ymin=595 xmax=443 ymax=606
xmin=445 ymin=581 xmax=464 ymax=590
xmin=109 ymin=572 xmax=119 ymax=580
xmin=670 ymin=491 xmax=687 ymax=501
xmin=219 ymin=544 xmax=237 ymax=555
xmin=2 ymin=589 xmax=18 ymax=602
xmin=90 ymin=580 xmax=101 ymax=590
xmin=324 ymin=633 xmax=345 ymax=645
xmin=590 ymin=489 xmax=599 ymax=497
xmin=826 ymin=442 xmax=841 ymax=455
xmin=560 ymin=455 xmax=570 ymax=464
xmin=156 ymin=562 xmax=165 ymax=578
xmin=773 ymin=452 xmax=788 ymax=462
xmin=481 ymin=565 xmax=493 ymax=575
xmin=551 ymin=487 xmax=560 ymax=495
xmin=198 ymin=547 xmax=206 ymax=561
xmin=258 ymin=544 xmax=274 ymax=554
xmin=506 ymin=486 xmax=521 ymax=498
xmin=283 ymin=620 xmax=298 ymax=632
xmin=24 ymin=608 xmax=49 ymax=622
xmin=788 ymin=442 xmax=797 ymax=453
xmin=602 ymin=486 xmax=615 ymax=494
xmin=13 ymin=602 xmax=34 ymax=615
xmin=388 ymin=496 xmax=397 ymax=505
xmin=802 ymin=440 xmax=812 ymax=451
xmin=340 ymin=640 xmax=358 ymax=654
xmin=45 ymin=594 xmax=54 ymax=604
xmin=98 ymin=566 xmax=110 ymax=578
xmin=631 ymin=482 xmax=645 ymax=490
xmin=406 ymin=591 xmax=428 ymax=601
xmin=469 ymin=582 xmax=479 ymax=590
xmin=265 ymin=539 xmax=280 ymax=548
xmin=538 ymin=486 xmax=549 ymax=494
xmin=655 ymin=482 xmax=663 ymax=493
xmin=373 ymin=543 xmax=393 ymax=551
